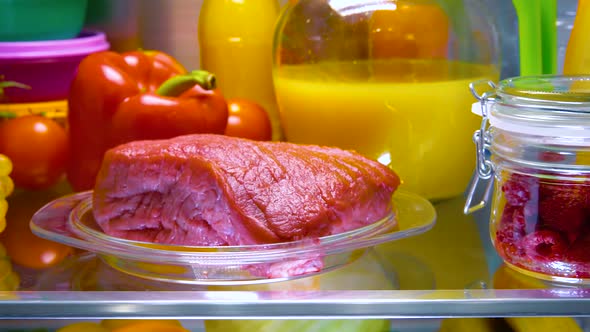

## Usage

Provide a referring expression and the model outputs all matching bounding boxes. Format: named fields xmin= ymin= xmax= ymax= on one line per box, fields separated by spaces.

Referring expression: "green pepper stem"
xmin=0 ymin=81 xmax=31 ymax=97
xmin=156 ymin=70 xmax=216 ymax=97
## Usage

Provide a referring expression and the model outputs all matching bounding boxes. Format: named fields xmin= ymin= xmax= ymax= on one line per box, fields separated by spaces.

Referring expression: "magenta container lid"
xmin=0 ymin=30 xmax=110 ymax=60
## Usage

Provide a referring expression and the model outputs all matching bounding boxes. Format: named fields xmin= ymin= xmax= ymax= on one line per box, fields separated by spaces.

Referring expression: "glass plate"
xmin=31 ymin=190 xmax=436 ymax=285
xmin=33 ymin=247 xmax=412 ymax=292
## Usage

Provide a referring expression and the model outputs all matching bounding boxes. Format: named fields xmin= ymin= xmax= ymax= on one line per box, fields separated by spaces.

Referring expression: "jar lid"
xmin=498 ymin=75 xmax=590 ymax=103
xmin=471 ymin=75 xmax=590 ymax=139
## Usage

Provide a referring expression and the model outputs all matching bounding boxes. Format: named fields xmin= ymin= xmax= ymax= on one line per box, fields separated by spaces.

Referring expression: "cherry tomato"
xmin=0 ymin=190 xmax=73 ymax=269
xmin=224 ymin=99 xmax=272 ymax=141
xmin=0 ymin=115 xmax=68 ymax=190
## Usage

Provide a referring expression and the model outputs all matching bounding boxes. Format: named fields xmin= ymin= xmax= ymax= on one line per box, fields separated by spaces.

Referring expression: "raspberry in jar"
xmin=465 ymin=76 xmax=590 ymax=284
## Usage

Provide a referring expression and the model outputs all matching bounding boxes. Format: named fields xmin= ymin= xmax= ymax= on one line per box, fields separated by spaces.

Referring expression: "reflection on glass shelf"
xmin=30 ymin=248 xmax=401 ymax=292
xmin=375 ymin=195 xmax=490 ymax=290
xmin=1 ymin=289 xmax=590 ymax=319
xmin=0 ymin=196 xmax=589 ymax=321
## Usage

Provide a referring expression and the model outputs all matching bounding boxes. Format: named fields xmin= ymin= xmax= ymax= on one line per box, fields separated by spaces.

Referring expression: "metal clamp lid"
xmin=464 ymin=80 xmax=496 ymax=215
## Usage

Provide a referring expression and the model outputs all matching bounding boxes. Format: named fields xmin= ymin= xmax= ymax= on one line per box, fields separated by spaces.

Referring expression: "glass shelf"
xmin=1 ymin=289 xmax=590 ymax=320
xmin=2 ymin=191 xmax=590 ymax=322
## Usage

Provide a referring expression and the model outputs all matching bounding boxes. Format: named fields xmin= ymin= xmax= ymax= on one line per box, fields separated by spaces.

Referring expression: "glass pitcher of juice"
xmin=273 ymin=0 xmax=500 ymax=201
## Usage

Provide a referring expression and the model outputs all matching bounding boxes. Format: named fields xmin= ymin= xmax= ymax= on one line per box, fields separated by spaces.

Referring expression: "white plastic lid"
xmin=471 ymin=76 xmax=590 ymax=140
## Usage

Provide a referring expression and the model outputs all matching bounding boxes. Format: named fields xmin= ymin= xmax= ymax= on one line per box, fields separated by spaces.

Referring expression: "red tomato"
xmin=0 ymin=115 xmax=68 ymax=190
xmin=224 ymin=99 xmax=272 ymax=141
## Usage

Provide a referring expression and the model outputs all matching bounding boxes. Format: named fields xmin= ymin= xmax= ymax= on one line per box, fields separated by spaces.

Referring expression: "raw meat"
xmin=92 ymin=134 xmax=400 ymax=246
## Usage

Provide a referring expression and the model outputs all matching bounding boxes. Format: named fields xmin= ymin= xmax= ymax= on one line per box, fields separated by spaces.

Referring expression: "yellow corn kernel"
xmin=0 ymin=155 xmax=12 ymax=177
xmin=0 ymin=176 xmax=14 ymax=199
xmin=0 ymin=200 xmax=6 ymax=233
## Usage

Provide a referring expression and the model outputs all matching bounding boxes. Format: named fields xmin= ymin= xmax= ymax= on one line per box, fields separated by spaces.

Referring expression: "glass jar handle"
xmin=464 ymin=80 xmax=496 ymax=215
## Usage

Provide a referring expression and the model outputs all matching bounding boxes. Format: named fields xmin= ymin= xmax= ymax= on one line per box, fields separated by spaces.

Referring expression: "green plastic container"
xmin=0 ymin=0 xmax=88 ymax=41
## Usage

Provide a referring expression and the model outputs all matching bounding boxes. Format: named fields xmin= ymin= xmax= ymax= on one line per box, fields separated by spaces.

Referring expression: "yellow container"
xmin=0 ymin=100 xmax=67 ymax=127
xmin=198 ymin=0 xmax=283 ymax=141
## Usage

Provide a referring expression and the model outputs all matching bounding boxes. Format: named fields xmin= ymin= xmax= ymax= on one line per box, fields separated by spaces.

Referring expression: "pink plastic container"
xmin=0 ymin=30 xmax=110 ymax=103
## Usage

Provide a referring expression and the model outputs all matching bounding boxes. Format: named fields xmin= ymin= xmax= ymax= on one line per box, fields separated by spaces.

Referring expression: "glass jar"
xmin=466 ymin=75 xmax=590 ymax=284
xmin=272 ymin=0 xmax=500 ymax=201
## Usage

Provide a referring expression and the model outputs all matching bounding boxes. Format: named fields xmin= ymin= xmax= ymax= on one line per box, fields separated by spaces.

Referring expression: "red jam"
xmin=494 ymin=172 xmax=590 ymax=279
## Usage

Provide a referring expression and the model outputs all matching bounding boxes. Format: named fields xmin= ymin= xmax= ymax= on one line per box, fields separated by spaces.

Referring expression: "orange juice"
xmin=198 ymin=0 xmax=283 ymax=140
xmin=274 ymin=60 xmax=498 ymax=200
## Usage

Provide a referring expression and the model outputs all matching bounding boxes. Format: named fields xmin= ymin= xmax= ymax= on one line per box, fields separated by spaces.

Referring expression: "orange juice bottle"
xmin=198 ymin=0 xmax=283 ymax=141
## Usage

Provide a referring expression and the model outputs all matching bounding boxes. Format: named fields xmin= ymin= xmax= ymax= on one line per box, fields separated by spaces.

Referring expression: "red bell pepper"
xmin=67 ymin=50 xmax=228 ymax=191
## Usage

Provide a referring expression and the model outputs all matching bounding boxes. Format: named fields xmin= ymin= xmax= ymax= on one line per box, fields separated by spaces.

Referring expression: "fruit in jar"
xmin=495 ymin=205 xmax=527 ymax=258
xmin=521 ymin=230 xmax=568 ymax=261
xmin=501 ymin=173 xmax=538 ymax=207
xmin=565 ymin=231 xmax=590 ymax=263
xmin=0 ymin=115 xmax=68 ymax=190
xmin=538 ymin=180 xmax=589 ymax=238
xmin=494 ymin=171 xmax=590 ymax=278
xmin=224 ymin=98 xmax=272 ymax=141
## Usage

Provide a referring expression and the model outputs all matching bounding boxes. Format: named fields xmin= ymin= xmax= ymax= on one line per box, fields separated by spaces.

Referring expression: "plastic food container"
xmin=31 ymin=190 xmax=436 ymax=285
xmin=272 ymin=0 xmax=500 ymax=201
xmin=0 ymin=30 xmax=109 ymax=103
xmin=0 ymin=0 xmax=88 ymax=42
xmin=465 ymin=76 xmax=590 ymax=284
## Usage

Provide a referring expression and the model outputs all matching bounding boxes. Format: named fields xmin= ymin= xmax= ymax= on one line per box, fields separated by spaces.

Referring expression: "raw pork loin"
xmin=92 ymin=134 xmax=400 ymax=246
